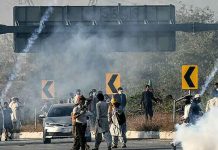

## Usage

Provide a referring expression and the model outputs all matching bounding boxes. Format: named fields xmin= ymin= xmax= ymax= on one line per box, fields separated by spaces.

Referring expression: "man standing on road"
xmin=110 ymin=98 xmax=127 ymax=148
xmin=92 ymin=93 xmax=112 ymax=150
xmin=9 ymin=97 xmax=22 ymax=132
xmin=140 ymin=85 xmax=157 ymax=121
xmin=3 ymin=102 xmax=13 ymax=140
xmin=72 ymin=95 xmax=91 ymax=150
xmin=114 ymin=87 xmax=127 ymax=111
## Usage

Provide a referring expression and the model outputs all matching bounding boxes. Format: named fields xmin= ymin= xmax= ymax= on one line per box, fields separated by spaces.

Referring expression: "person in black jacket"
xmin=114 ymin=87 xmax=127 ymax=111
xmin=140 ymin=85 xmax=157 ymax=121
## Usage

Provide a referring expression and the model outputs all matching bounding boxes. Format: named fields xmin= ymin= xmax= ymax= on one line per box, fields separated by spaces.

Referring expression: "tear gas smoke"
xmin=200 ymin=59 xmax=218 ymax=96
xmin=23 ymin=7 xmax=53 ymax=53
xmin=174 ymin=107 xmax=218 ymax=150
xmin=0 ymin=7 xmax=53 ymax=103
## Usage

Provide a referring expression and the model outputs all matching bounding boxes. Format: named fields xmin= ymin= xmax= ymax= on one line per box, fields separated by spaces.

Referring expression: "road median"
xmin=12 ymin=131 xmax=174 ymax=140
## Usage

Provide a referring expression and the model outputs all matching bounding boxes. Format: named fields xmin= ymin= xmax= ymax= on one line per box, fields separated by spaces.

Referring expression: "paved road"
xmin=0 ymin=139 xmax=181 ymax=150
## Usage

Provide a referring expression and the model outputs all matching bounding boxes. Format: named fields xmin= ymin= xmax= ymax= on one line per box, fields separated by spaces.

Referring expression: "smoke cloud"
xmin=11 ymin=23 xmax=151 ymax=111
xmin=0 ymin=7 xmax=53 ymax=104
xmin=200 ymin=59 xmax=218 ymax=96
xmin=174 ymin=107 xmax=218 ymax=150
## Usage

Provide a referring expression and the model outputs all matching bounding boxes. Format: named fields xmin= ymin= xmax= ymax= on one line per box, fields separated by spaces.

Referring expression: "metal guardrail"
xmin=172 ymin=93 xmax=192 ymax=124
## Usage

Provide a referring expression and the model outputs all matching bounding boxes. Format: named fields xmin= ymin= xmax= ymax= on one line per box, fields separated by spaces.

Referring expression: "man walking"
xmin=92 ymin=93 xmax=112 ymax=150
xmin=141 ymin=85 xmax=157 ymax=121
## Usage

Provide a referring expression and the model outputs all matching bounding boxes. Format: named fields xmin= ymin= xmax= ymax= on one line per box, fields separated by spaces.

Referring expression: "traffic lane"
xmin=0 ymin=139 xmax=182 ymax=150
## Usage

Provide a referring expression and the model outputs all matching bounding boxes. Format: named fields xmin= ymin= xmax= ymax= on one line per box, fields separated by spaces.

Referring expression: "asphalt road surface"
xmin=0 ymin=139 xmax=182 ymax=150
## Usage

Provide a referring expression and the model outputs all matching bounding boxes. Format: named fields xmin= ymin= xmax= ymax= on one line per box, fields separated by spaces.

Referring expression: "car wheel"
xmin=43 ymin=130 xmax=51 ymax=144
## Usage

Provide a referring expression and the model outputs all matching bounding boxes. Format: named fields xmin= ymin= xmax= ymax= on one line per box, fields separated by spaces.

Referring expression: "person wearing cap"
xmin=188 ymin=94 xmax=203 ymax=124
xmin=71 ymin=95 xmax=92 ymax=150
xmin=140 ymin=85 xmax=157 ymax=121
xmin=110 ymin=97 xmax=127 ymax=148
xmin=114 ymin=87 xmax=127 ymax=111
xmin=92 ymin=93 xmax=112 ymax=150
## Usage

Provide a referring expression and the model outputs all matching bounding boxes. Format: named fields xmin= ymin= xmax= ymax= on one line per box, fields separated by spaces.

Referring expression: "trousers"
xmin=73 ymin=122 xmax=87 ymax=150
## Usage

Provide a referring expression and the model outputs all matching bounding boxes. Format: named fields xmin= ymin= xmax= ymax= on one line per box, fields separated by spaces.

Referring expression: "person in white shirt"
xmin=9 ymin=97 xmax=21 ymax=132
xmin=181 ymin=97 xmax=191 ymax=123
xmin=71 ymin=95 xmax=92 ymax=150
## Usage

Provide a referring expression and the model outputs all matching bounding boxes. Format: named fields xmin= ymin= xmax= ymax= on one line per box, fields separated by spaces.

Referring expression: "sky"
xmin=0 ymin=0 xmax=218 ymax=25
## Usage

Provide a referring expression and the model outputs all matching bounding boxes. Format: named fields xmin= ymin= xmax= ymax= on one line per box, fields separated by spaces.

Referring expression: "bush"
xmin=127 ymin=113 xmax=175 ymax=131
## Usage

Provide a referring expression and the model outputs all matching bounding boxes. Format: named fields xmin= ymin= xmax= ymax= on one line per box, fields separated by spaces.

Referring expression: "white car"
xmin=40 ymin=103 xmax=91 ymax=144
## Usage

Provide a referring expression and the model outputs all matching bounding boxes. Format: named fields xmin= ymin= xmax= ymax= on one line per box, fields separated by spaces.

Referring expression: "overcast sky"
xmin=1 ymin=0 xmax=218 ymax=25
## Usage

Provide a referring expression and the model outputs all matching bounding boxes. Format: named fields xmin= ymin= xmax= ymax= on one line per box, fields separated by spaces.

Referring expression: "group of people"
xmin=71 ymin=87 xmax=127 ymax=150
xmin=0 ymin=97 xmax=22 ymax=141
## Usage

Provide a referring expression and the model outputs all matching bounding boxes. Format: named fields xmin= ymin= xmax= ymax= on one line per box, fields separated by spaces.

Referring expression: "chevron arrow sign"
xmin=182 ymin=65 xmax=198 ymax=90
xmin=41 ymin=80 xmax=55 ymax=99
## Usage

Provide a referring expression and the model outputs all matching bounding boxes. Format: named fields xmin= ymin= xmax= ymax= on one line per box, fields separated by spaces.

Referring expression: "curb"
xmin=126 ymin=131 xmax=159 ymax=139
xmin=13 ymin=132 xmax=43 ymax=139
xmin=159 ymin=131 xmax=175 ymax=139
xmin=12 ymin=131 xmax=174 ymax=140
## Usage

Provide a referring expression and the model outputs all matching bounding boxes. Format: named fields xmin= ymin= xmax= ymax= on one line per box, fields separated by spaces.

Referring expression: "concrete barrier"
xmin=126 ymin=131 xmax=159 ymax=139
xmin=13 ymin=132 xmax=43 ymax=139
xmin=13 ymin=131 xmax=174 ymax=140
xmin=159 ymin=131 xmax=175 ymax=139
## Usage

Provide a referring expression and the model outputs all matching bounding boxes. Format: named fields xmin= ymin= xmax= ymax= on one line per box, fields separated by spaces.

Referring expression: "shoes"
xmin=121 ymin=144 xmax=127 ymax=148
xmin=108 ymin=147 xmax=112 ymax=150
xmin=92 ymin=148 xmax=98 ymax=150
xmin=111 ymin=145 xmax=118 ymax=148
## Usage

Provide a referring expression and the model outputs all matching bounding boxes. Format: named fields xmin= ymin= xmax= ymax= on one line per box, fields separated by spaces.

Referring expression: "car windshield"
xmin=47 ymin=106 xmax=73 ymax=117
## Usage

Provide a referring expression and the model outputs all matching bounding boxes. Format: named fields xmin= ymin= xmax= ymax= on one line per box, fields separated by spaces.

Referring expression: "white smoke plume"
xmin=174 ymin=107 xmax=218 ymax=150
xmin=23 ymin=7 xmax=53 ymax=53
xmin=200 ymin=58 xmax=218 ymax=96
xmin=0 ymin=7 xmax=53 ymax=102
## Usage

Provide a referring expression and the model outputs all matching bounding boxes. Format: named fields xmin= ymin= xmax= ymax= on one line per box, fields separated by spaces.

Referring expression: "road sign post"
xmin=172 ymin=65 xmax=199 ymax=123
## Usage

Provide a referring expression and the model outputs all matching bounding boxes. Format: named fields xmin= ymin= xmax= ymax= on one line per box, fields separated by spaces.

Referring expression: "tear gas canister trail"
xmin=0 ymin=7 xmax=53 ymax=101
xmin=200 ymin=59 xmax=218 ymax=96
